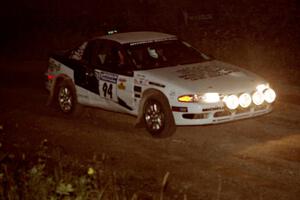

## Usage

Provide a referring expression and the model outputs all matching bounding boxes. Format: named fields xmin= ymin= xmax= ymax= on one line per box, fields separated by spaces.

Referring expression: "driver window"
xmin=104 ymin=44 xmax=125 ymax=67
xmin=81 ymin=40 xmax=133 ymax=76
xmin=103 ymin=42 xmax=133 ymax=75
xmin=91 ymin=42 xmax=105 ymax=67
xmin=69 ymin=42 xmax=88 ymax=61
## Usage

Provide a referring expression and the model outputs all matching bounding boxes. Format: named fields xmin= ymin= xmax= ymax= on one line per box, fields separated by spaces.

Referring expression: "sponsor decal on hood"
xmin=135 ymin=60 xmax=263 ymax=94
xmin=176 ymin=64 xmax=239 ymax=81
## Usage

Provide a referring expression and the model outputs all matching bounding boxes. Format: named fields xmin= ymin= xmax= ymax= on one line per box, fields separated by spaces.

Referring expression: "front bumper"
xmin=172 ymin=102 xmax=273 ymax=125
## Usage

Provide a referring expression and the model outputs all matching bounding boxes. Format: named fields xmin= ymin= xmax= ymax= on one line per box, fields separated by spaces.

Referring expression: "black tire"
xmin=55 ymin=79 xmax=82 ymax=116
xmin=143 ymin=91 xmax=176 ymax=138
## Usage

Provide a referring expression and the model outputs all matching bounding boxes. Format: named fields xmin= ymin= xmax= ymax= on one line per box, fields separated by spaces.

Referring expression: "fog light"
xmin=224 ymin=95 xmax=239 ymax=110
xmin=252 ymin=91 xmax=264 ymax=105
xmin=263 ymin=88 xmax=276 ymax=103
xmin=239 ymin=93 xmax=252 ymax=108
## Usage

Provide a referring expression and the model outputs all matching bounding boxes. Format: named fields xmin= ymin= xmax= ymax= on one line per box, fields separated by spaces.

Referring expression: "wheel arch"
xmin=47 ymin=74 xmax=74 ymax=106
xmin=135 ymin=88 xmax=171 ymax=127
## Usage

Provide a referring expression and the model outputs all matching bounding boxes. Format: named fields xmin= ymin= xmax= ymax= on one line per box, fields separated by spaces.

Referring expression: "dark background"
xmin=0 ymin=0 xmax=299 ymax=83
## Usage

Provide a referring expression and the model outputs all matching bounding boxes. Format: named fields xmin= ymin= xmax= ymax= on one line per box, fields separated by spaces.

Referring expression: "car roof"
xmin=98 ymin=31 xmax=177 ymax=45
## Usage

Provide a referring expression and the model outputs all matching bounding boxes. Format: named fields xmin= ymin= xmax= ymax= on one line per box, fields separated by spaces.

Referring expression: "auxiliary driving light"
xmin=263 ymin=88 xmax=276 ymax=103
xmin=224 ymin=95 xmax=239 ymax=110
xmin=239 ymin=93 xmax=252 ymax=108
xmin=252 ymin=91 xmax=264 ymax=105
xmin=256 ymin=84 xmax=269 ymax=92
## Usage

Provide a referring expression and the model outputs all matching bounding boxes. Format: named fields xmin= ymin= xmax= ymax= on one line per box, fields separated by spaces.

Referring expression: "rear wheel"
xmin=143 ymin=92 xmax=176 ymax=137
xmin=55 ymin=80 xmax=82 ymax=115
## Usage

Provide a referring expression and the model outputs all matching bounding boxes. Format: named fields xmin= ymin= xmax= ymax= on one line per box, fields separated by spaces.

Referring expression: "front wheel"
xmin=143 ymin=92 xmax=176 ymax=138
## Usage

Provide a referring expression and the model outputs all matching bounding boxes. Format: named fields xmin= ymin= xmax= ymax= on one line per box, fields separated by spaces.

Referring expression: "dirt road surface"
xmin=0 ymin=60 xmax=300 ymax=199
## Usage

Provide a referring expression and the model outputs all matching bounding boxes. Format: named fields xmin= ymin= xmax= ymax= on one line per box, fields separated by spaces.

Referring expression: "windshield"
xmin=125 ymin=40 xmax=209 ymax=70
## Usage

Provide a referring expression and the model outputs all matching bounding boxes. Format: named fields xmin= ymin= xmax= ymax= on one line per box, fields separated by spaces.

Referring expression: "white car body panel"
xmin=99 ymin=31 xmax=177 ymax=45
xmin=132 ymin=60 xmax=271 ymax=125
xmin=136 ymin=60 xmax=264 ymax=95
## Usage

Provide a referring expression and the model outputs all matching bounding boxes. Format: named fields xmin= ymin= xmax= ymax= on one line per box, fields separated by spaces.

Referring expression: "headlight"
xmin=223 ymin=95 xmax=239 ymax=110
xmin=178 ymin=94 xmax=199 ymax=103
xmin=263 ymin=88 xmax=276 ymax=103
xmin=178 ymin=93 xmax=220 ymax=103
xmin=201 ymin=93 xmax=220 ymax=103
xmin=239 ymin=93 xmax=252 ymax=108
xmin=252 ymin=91 xmax=264 ymax=105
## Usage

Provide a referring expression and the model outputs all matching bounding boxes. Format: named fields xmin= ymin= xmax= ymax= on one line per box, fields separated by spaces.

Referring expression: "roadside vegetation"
xmin=0 ymin=139 xmax=183 ymax=200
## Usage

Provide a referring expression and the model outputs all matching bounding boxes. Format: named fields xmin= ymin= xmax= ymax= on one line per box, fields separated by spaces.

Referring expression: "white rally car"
xmin=45 ymin=31 xmax=276 ymax=137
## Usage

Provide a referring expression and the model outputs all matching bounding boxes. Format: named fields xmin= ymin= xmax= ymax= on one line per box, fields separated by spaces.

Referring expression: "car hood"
xmin=135 ymin=60 xmax=266 ymax=94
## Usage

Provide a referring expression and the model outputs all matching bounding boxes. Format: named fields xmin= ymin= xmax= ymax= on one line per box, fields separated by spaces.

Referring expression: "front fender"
xmin=135 ymin=88 xmax=170 ymax=128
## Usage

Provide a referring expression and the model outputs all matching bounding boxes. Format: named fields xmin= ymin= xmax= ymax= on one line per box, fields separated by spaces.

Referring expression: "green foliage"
xmin=0 ymin=139 xmax=184 ymax=200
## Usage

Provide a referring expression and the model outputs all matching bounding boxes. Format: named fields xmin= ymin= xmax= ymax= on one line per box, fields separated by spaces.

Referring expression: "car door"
xmin=75 ymin=39 xmax=110 ymax=108
xmin=91 ymin=40 xmax=135 ymax=112
xmin=69 ymin=40 xmax=102 ymax=106
xmin=65 ymin=41 xmax=97 ymax=105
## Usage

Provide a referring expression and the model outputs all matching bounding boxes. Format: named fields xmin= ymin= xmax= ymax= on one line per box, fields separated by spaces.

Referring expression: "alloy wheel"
xmin=144 ymin=100 xmax=165 ymax=133
xmin=58 ymin=86 xmax=73 ymax=113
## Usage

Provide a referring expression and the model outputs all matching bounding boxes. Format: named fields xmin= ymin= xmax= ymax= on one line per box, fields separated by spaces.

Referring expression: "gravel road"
xmin=0 ymin=60 xmax=299 ymax=199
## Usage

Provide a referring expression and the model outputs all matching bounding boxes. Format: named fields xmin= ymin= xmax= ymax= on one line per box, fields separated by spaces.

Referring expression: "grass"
xmin=0 ymin=139 xmax=184 ymax=200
